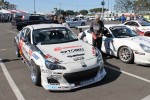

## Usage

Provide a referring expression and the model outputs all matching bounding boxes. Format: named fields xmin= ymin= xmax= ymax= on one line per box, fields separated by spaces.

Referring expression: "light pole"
xmin=34 ymin=0 xmax=36 ymax=13
xmin=108 ymin=0 xmax=109 ymax=11
xmin=101 ymin=0 xmax=105 ymax=20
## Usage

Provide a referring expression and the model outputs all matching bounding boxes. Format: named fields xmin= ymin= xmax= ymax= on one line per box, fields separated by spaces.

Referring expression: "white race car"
xmin=78 ymin=24 xmax=150 ymax=66
xmin=14 ymin=24 xmax=106 ymax=91
xmin=124 ymin=20 xmax=150 ymax=36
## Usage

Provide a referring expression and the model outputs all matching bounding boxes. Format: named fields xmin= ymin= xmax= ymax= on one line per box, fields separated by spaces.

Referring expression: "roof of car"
xmin=125 ymin=20 xmax=147 ymax=23
xmin=26 ymin=24 xmax=65 ymax=30
xmin=104 ymin=24 xmax=126 ymax=28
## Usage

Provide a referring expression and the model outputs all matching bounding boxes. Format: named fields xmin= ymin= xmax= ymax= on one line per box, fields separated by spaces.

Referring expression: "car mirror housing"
xmin=106 ymin=34 xmax=112 ymax=38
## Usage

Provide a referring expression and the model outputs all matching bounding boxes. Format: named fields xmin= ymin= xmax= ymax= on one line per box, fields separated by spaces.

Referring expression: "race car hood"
xmin=36 ymin=40 xmax=96 ymax=63
xmin=123 ymin=36 xmax=150 ymax=46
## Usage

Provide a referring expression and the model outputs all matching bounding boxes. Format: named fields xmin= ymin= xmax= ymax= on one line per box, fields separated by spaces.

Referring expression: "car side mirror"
xmin=106 ymin=34 xmax=112 ymax=38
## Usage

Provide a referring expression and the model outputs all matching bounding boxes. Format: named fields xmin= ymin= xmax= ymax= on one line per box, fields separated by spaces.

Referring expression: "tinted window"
xmin=139 ymin=21 xmax=150 ymax=26
xmin=110 ymin=26 xmax=138 ymax=38
xmin=33 ymin=27 xmax=78 ymax=45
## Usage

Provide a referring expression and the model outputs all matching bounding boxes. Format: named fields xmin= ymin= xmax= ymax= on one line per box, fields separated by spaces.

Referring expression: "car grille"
xmin=63 ymin=67 xmax=100 ymax=83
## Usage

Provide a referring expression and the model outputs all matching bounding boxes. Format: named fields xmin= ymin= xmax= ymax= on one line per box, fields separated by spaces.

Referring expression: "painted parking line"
xmin=142 ymin=95 xmax=150 ymax=100
xmin=5 ymin=29 xmax=17 ymax=34
xmin=106 ymin=65 xmax=150 ymax=100
xmin=0 ymin=58 xmax=25 ymax=100
xmin=0 ymin=49 xmax=7 ymax=51
xmin=105 ymin=65 xmax=150 ymax=83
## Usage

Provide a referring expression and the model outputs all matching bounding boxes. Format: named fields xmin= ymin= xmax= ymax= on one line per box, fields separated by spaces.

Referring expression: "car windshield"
xmin=110 ymin=26 xmax=138 ymax=38
xmin=33 ymin=27 xmax=78 ymax=45
xmin=139 ymin=21 xmax=150 ymax=26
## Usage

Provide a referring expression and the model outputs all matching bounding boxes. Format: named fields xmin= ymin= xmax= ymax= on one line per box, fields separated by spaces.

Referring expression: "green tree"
xmin=65 ymin=10 xmax=74 ymax=16
xmin=133 ymin=0 xmax=150 ymax=13
xmin=114 ymin=0 xmax=135 ymax=13
xmin=89 ymin=8 xmax=107 ymax=14
xmin=79 ymin=10 xmax=88 ymax=15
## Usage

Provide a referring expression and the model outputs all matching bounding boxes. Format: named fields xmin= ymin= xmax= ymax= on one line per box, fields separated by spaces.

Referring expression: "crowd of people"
xmin=48 ymin=15 xmax=70 ymax=29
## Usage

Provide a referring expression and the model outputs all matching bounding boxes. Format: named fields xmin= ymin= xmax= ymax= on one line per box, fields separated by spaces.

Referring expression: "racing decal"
xmin=135 ymin=28 xmax=144 ymax=35
xmin=18 ymin=39 xmax=24 ymax=54
xmin=131 ymin=37 xmax=150 ymax=44
xmin=92 ymin=47 xmax=96 ymax=56
xmin=80 ymin=78 xmax=94 ymax=85
xmin=29 ymin=49 xmax=33 ymax=56
xmin=54 ymin=47 xmax=62 ymax=51
xmin=30 ymin=45 xmax=45 ymax=58
xmin=60 ymin=48 xmax=85 ymax=54
xmin=45 ymin=54 xmax=60 ymax=62
xmin=45 ymin=85 xmax=58 ymax=90
xmin=63 ymin=45 xmax=82 ymax=49
xmin=73 ymin=57 xmax=84 ymax=61
xmin=32 ymin=53 xmax=39 ymax=60
xmin=41 ymin=69 xmax=53 ymax=74
xmin=67 ymin=53 xmax=85 ymax=57
xmin=54 ymin=45 xmax=82 ymax=52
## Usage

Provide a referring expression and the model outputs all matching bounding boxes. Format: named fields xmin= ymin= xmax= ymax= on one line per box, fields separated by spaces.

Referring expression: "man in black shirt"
xmin=90 ymin=14 xmax=104 ymax=52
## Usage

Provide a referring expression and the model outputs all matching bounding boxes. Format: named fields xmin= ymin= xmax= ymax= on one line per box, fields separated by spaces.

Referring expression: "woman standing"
xmin=60 ymin=17 xmax=70 ymax=29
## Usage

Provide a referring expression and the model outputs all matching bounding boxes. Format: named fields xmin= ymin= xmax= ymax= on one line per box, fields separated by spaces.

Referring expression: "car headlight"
xmin=45 ymin=60 xmax=66 ymax=70
xmin=140 ymin=44 xmax=150 ymax=53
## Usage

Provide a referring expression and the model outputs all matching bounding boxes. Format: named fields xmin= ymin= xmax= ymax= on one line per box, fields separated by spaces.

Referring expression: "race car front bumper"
xmin=42 ymin=67 xmax=106 ymax=91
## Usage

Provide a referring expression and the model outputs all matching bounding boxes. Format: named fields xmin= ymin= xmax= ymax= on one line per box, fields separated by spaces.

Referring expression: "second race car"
xmin=78 ymin=24 xmax=150 ymax=66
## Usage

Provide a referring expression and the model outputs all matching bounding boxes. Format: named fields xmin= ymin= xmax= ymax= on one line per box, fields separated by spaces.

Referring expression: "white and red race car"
xmin=124 ymin=20 xmax=150 ymax=36
xmin=14 ymin=24 xmax=106 ymax=91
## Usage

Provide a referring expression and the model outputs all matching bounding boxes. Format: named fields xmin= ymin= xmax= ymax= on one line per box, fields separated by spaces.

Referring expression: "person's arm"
xmin=90 ymin=21 xmax=97 ymax=39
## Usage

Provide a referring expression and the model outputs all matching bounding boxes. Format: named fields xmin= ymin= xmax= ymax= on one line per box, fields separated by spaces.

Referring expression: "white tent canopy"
xmin=0 ymin=9 xmax=11 ymax=14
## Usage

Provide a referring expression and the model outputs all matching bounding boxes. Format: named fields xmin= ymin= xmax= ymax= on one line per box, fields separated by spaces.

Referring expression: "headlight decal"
xmin=140 ymin=44 xmax=150 ymax=53
xmin=45 ymin=54 xmax=60 ymax=63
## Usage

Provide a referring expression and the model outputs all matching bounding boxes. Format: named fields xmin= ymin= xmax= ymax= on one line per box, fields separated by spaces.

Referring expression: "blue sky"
xmin=7 ymin=0 xmax=115 ymax=13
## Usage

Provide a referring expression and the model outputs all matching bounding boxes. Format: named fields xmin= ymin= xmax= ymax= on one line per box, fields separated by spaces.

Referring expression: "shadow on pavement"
xmin=50 ymin=54 xmax=122 ymax=93
xmin=0 ymin=58 xmax=20 ymax=63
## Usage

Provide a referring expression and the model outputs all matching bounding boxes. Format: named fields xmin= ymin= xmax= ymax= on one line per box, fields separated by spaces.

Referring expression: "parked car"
xmin=11 ymin=14 xmax=52 ymax=30
xmin=78 ymin=24 xmax=150 ymax=65
xmin=66 ymin=17 xmax=87 ymax=27
xmin=124 ymin=20 xmax=150 ymax=36
xmin=103 ymin=17 xmax=115 ymax=21
xmin=14 ymin=24 xmax=106 ymax=91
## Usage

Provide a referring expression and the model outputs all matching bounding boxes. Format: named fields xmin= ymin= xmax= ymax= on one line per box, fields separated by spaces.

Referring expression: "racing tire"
xmin=118 ymin=46 xmax=134 ymax=63
xmin=30 ymin=61 xmax=41 ymax=86
xmin=81 ymin=22 xmax=85 ymax=26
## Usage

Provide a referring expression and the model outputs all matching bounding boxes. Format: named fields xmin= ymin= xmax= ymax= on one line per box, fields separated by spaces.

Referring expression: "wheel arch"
xmin=30 ymin=51 xmax=45 ymax=68
xmin=117 ymin=45 xmax=134 ymax=57
xmin=117 ymin=45 xmax=134 ymax=63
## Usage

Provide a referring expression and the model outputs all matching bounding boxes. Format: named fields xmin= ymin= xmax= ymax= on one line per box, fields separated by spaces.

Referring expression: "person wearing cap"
xmin=90 ymin=14 xmax=104 ymax=52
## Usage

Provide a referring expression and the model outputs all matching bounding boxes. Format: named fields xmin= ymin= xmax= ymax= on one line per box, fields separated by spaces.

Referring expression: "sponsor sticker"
xmin=73 ymin=57 xmax=84 ymax=61
xmin=54 ymin=45 xmax=82 ymax=51
xmin=80 ymin=78 xmax=94 ymax=85
xmin=54 ymin=47 xmax=62 ymax=51
xmin=41 ymin=69 xmax=52 ymax=74
xmin=45 ymin=54 xmax=59 ymax=62
xmin=46 ymin=85 xmax=58 ymax=89
xmin=32 ymin=53 xmax=39 ymax=60
xmin=60 ymin=48 xmax=85 ymax=54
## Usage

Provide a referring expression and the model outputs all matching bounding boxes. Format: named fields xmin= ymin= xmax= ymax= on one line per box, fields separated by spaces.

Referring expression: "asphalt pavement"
xmin=0 ymin=22 xmax=150 ymax=100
